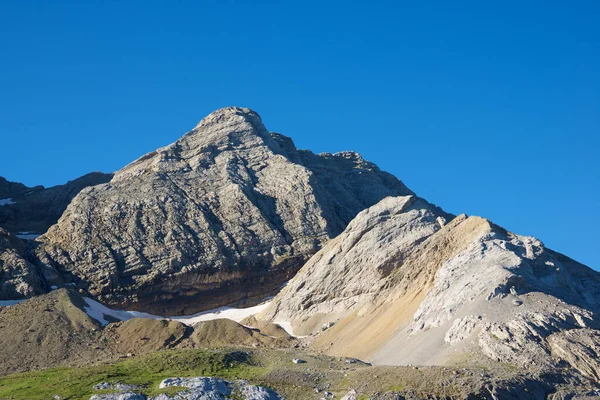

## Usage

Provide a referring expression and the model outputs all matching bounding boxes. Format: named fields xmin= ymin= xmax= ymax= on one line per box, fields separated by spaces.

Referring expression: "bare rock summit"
xmin=35 ymin=107 xmax=419 ymax=314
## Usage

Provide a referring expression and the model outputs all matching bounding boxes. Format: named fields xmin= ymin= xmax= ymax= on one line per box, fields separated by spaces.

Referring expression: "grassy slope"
xmin=0 ymin=349 xmax=267 ymax=400
xmin=0 ymin=347 xmax=525 ymax=400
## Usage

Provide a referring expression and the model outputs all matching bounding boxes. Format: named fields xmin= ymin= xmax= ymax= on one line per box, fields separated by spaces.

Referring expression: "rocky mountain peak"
xmin=184 ymin=106 xmax=275 ymax=152
xmin=114 ymin=107 xmax=285 ymax=183
xmin=193 ymin=106 xmax=263 ymax=130
xmin=32 ymin=108 xmax=416 ymax=314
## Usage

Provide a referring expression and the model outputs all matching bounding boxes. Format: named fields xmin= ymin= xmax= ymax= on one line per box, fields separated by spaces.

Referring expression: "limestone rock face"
xmin=259 ymin=196 xmax=600 ymax=373
xmin=259 ymin=195 xmax=446 ymax=335
xmin=548 ymin=329 xmax=600 ymax=382
xmin=0 ymin=173 xmax=113 ymax=299
xmin=36 ymin=107 xmax=413 ymax=314
xmin=0 ymin=228 xmax=44 ymax=299
xmin=0 ymin=173 xmax=113 ymax=236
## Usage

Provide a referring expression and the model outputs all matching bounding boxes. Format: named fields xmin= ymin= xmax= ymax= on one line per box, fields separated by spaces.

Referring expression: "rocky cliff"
xmin=259 ymin=195 xmax=600 ymax=379
xmin=0 ymin=228 xmax=44 ymax=299
xmin=34 ymin=107 xmax=421 ymax=314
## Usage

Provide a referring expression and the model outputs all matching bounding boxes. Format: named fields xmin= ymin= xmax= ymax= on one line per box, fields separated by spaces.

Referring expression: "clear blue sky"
xmin=0 ymin=1 xmax=598 ymax=269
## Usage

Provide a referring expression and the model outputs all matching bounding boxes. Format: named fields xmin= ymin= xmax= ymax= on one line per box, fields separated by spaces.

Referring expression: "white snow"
xmin=82 ymin=296 xmax=273 ymax=327
xmin=0 ymin=198 xmax=15 ymax=206
xmin=16 ymin=232 xmax=41 ymax=240
xmin=82 ymin=297 xmax=158 ymax=327
xmin=170 ymin=301 xmax=271 ymax=325
xmin=2 ymin=293 xmax=296 ymax=337
xmin=0 ymin=299 xmax=26 ymax=307
xmin=273 ymin=320 xmax=297 ymax=337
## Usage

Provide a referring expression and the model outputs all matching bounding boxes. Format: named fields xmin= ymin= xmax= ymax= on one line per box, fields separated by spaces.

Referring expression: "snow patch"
xmin=274 ymin=320 xmax=297 ymax=337
xmin=16 ymin=232 xmax=41 ymax=240
xmin=170 ymin=301 xmax=271 ymax=325
xmin=0 ymin=198 xmax=15 ymax=206
xmin=82 ymin=297 xmax=273 ymax=327
xmin=82 ymin=297 xmax=158 ymax=327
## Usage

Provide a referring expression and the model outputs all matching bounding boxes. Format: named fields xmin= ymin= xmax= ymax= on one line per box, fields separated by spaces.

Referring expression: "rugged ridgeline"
xmin=0 ymin=173 xmax=113 ymax=236
xmin=0 ymin=173 xmax=113 ymax=299
xmin=32 ymin=107 xmax=425 ymax=314
xmin=258 ymin=196 xmax=600 ymax=382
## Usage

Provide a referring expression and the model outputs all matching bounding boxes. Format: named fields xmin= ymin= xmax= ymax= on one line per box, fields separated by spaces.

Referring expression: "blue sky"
xmin=0 ymin=1 xmax=598 ymax=269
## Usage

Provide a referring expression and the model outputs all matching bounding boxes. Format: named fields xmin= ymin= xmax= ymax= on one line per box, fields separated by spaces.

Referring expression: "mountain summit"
xmin=34 ymin=107 xmax=426 ymax=314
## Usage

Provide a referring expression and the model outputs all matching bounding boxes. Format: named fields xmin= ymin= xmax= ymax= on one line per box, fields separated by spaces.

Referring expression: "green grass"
xmin=0 ymin=349 xmax=267 ymax=400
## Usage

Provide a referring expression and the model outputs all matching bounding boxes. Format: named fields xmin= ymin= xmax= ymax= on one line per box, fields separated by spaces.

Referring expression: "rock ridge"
xmin=31 ymin=107 xmax=421 ymax=314
xmin=258 ymin=195 xmax=600 ymax=373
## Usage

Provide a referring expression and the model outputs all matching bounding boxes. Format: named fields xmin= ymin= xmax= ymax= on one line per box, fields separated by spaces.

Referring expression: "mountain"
xmin=33 ymin=107 xmax=430 ymax=315
xmin=0 ymin=172 xmax=113 ymax=236
xmin=1 ymin=107 xmax=599 ymax=398
xmin=257 ymin=195 xmax=600 ymax=380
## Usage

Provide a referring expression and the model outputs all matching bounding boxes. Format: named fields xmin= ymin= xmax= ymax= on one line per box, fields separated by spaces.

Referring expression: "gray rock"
xmin=258 ymin=196 xmax=600 ymax=372
xmin=259 ymin=195 xmax=447 ymax=335
xmin=34 ymin=107 xmax=414 ymax=314
xmin=151 ymin=390 xmax=225 ymax=400
xmin=444 ymin=315 xmax=479 ymax=345
xmin=159 ymin=377 xmax=230 ymax=395
xmin=0 ymin=173 xmax=112 ymax=235
xmin=94 ymin=382 xmax=139 ymax=392
xmin=548 ymin=329 xmax=600 ymax=382
xmin=0 ymin=173 xmax=113 ymax=300
xmin=153 ymin=377 xmax=281 ymax=399
xmin=89 ymin=393 xmax=145 ymax=400
xmin=0 ymin=228 xmax=44 ymax=299
xmin=237 ymin=384 xmax=281 ymax=400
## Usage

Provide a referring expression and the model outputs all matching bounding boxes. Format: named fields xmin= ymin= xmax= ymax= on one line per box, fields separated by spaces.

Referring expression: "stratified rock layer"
xmin=36 ymin=107 xmax=416 ymax=314
xmin=0 ymin=228 xmax=44 ymax=299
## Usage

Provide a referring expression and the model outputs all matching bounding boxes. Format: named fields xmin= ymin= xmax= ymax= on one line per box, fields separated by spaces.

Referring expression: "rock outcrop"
xmin=258 ymin=195 xmax=600 ymax=375
xmin=259 ymin=195 xmax=446 ymax=335
xmin=34 ymin=107 xmax=418 ymax=314
xmin=548 ymin=328 xmax=600 ymax=382
xmin=0 ymin=228 xmax=45 ymax=299
xmin=153 ymin=377 xmax=282 ymax=400
xmin=0 ymin=172 xmax=113 ymax=236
